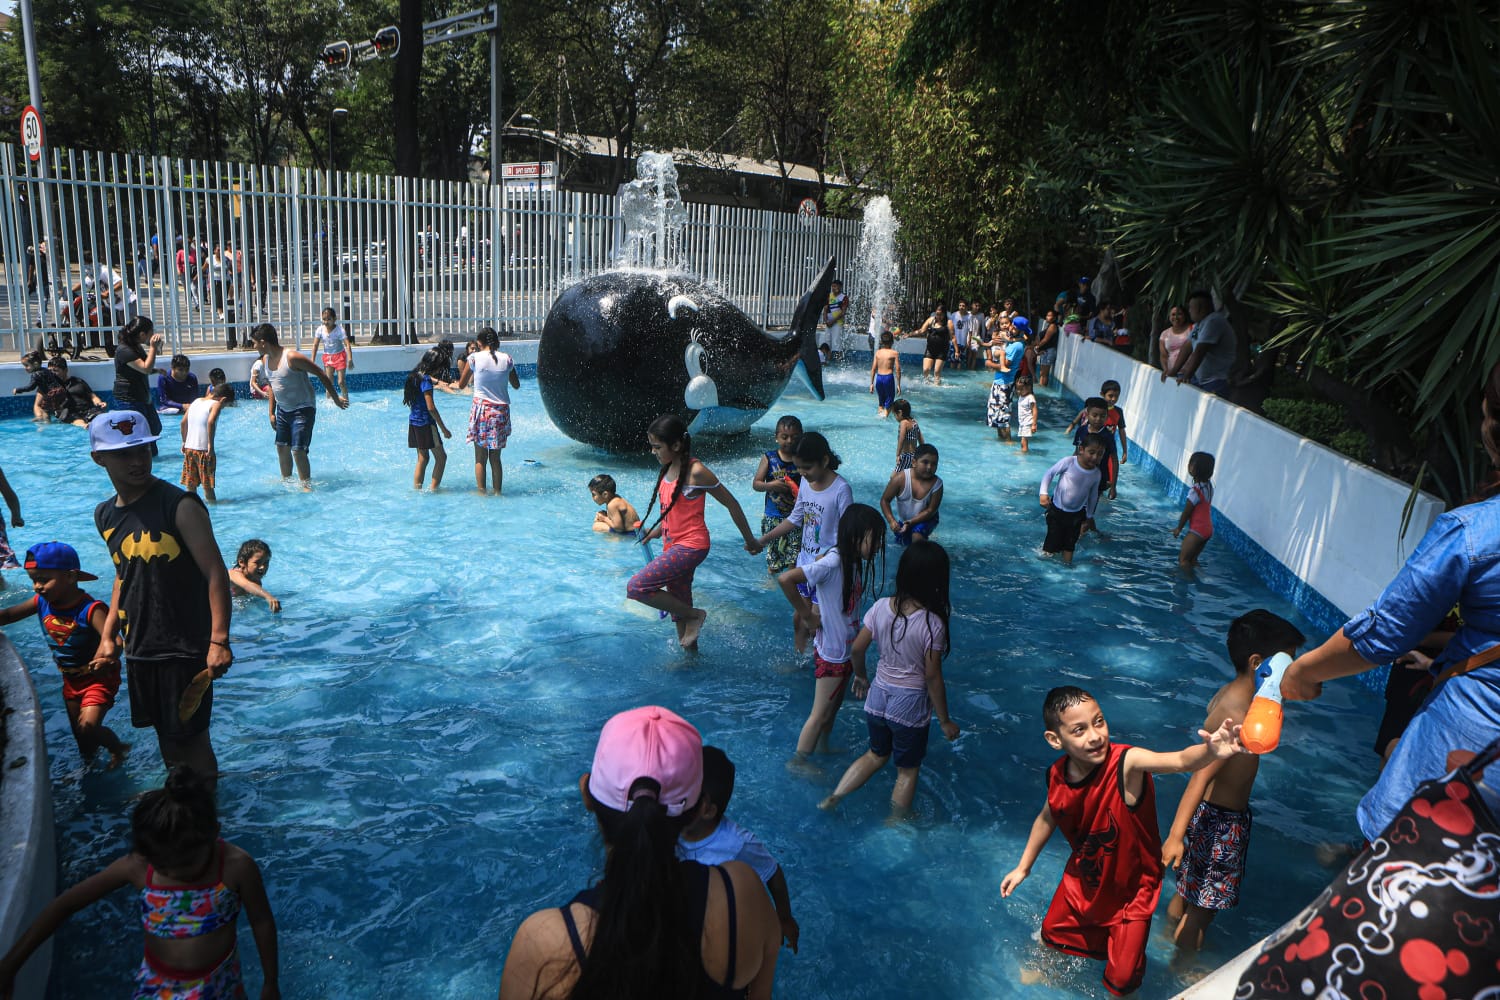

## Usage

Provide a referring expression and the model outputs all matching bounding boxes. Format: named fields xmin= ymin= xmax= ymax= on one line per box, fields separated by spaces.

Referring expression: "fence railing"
xmin=0 ymin=143 xmax=869 ymax=356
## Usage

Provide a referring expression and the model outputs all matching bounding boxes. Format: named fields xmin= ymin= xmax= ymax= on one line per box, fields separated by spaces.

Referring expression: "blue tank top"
xmin=36 ymin=592 xmax=105 ymax=675
xmin=763 ymin=450 xmax=800 ymax=518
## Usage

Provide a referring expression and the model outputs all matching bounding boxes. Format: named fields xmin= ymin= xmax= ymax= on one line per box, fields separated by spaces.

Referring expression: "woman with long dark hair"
xmin=499 ymin=706 xmax=780 ymax=999
xmin=113 ymin=315 xmax=164 ymax=454
xmin=453 ymin=327 xmax=520 ymax=494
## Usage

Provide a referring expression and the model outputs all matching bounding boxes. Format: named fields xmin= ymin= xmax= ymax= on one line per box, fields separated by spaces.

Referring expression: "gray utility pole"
xmin=19 ymin=0 xmax=58 ymax=332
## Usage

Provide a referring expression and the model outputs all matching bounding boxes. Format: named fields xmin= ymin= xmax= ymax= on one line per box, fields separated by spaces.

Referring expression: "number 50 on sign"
xmin=21 ymin=106 xmax=44 ymax=161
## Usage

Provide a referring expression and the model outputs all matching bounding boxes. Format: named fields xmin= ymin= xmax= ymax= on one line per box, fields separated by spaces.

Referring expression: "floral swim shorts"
xmin=1175 ymin=800 xmax=1252 ymax=910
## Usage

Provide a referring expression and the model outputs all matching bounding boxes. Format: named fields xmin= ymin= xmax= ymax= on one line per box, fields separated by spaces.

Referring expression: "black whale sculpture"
xmin=536 ymin=257 xmax=834 ymax=452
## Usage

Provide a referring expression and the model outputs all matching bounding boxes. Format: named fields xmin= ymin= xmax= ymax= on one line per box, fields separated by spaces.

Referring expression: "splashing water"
xmin=618 ymin=152 xmax=689 ymax=272
xmin=856 ymin=196 xmax=901 ymax=344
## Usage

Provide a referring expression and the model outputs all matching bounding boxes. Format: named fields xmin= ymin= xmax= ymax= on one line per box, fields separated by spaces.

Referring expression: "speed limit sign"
xmin=20 ymin=106 xmax=43 ymax=162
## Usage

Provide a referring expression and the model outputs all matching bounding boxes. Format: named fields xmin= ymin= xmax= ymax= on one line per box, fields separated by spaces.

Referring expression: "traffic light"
xmin=322 ymin=41 xmax=353 ymax=69
xmin=371 ymin=26 xmax=400 ymax=57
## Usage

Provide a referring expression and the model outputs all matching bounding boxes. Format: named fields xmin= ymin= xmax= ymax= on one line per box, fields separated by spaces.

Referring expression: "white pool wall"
xmin=0 ymin=635 xmax=55 ymax=1000
xmin=1055 ymin=334 xmax=1444 ymax=622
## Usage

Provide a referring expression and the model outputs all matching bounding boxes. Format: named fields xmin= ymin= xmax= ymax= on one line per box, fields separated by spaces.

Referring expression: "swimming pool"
xmin=3 ymin=363 xmax=1384 ymax=998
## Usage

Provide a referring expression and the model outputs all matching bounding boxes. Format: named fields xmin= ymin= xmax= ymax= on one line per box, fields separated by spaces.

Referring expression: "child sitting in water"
xmin=0 ymin=542 xmax=129 ymax=767
xmin=229 ymin=539 xmax=280 ymax=613
xmin=677 ymin=746 xmax=801 ymax=953
xmin=0 ymin=767 xmax=279 ymax=999
xmin=207 ymin=367 xmax=236 ymax=406
xmin=999 ymin=686 xmax=1246 ymax=996
xmin=156 ymin=355 xmax=199 ymax=415
xmin=1163 ymin=610 xmax=1303 ymax=953
xmin=589 ymin=474 xmax=641 ymax=534
xmin=880 ymin=444 xmax=943 ymax=546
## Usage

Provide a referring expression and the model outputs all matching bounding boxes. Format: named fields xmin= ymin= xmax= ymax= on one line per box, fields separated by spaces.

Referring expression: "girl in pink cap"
xmin=500 ymin=706 xmax=781 ymax=999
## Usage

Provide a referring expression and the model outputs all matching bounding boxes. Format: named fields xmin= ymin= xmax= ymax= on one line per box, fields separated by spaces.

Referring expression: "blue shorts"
xmin=874 ymin=373 xmax=896 ymax=410
xmin=894 ymin=515 xmax=938 ymax=547
xmin=867 ymin=712 xmax=930 ymax=768
xmin=274 ymin=405 xmax=317 ymax=451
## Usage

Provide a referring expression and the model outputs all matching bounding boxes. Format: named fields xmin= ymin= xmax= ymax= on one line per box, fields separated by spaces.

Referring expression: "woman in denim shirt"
xmin=1282 ymin=365 xmax=1500 ymax=840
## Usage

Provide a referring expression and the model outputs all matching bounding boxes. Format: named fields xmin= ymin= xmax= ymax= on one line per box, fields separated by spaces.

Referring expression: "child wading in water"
xmin=0 ymin=542 xmax=130 ymax=767
xmin=404 ymin=350 xmax=453 ymax=490
xmin=1172 ymin=452 xmax=1216 ymax=569
xmin=751 ymin=415 xmax=803 ymax=577
xmin=890 ymin=399 xmax=923 ymax=473
xmin=1040 ymin=435 xmax=1106 ymax=565
xmin=820 ymin=541 xmax=959 ymax=821
xmin=868 ymin=331 xmax=902 ymax=417
xmin=312 ymin=306 xmax=353 ymax=400
xmin=880 ymin=443 xmax=943 ymax=546
xmin=589 ymin=474 xmax=641 ymax=534
xmin=776 ymin=504 xmax=886 ymax=768
xmin=1016 ymin=377 xmax=1037 ymax=453
xmin=756 ymin=433 xmax=855 ymax=651
xmin=627 ymin=414 xmax=761 ymax=649
xmin=0 ymin=767 xmax=279 ymax=998
xmin=230 ymin=539 xmax=281 ymax=613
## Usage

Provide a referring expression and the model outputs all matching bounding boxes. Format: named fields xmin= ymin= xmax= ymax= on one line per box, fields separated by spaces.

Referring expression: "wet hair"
xmin=235 ymin=539 xmax=271 ymax=568
xmin=120 ymin=315 xmax=154 ymax=352
xmin=589 ymin=474 xmax=617 ymax=496
xmin=476 ymin=326 xmax=500 ymax=362
xmin=793 ymin=431 xmax=840 ymax=472
xmin=170 ymin=354 xmax=190 ymax=371
xmin=1100 ymin=380 xmax=1120 ymax=395
xmin=132 ymin=767 xmax=218 ymax=871
xmin=1016 ymin=376 xmax=1034 ymax=391
xmin=403 ymin=350 xmax=444 ymax=409
xmin=1226 ymin=610 xmax=1305 ymax=675
xmin=834 ymin=503 xmax=887 ymax=618
xmin=700 ymin=745 xmax=735 ymax=813
xmin=887 ymin=540 xmax=950 ymax=658
xmin=577 ymin=776 xmax=699 ymax=999
xmin=249 ymin=322 xmax=279 ymax=347
xmin=433 ymin=339 xmax=455 ymax=366
xmin=912 ymin=443 xmax=939 ymax=464
xmin=1188 ymin=451 xmax=1215 ymax=482
xmin=879 ymin=331 xmax=894 ymax=347
xmin=1078 ymin=432 xmax=1110 ymax=455
xmin=1043 ymin=686 xmax=1097 ymax=730
xmin=890 ymin=398 xmax=912 ymax=420
xmin=1084 ymin=396 xmax=1108 ymax=413
xmin=20 ymin=351 xmax=42 ymax=369
xmin=208 ymin=367 xmax=227 ymax=385
xmin=638 ymin=414 xmax=692 ymax=538
xmin=775 ymin=414 xmax=803 ymax=435
xmin=46 ymin=356 xmax=67 ymax=371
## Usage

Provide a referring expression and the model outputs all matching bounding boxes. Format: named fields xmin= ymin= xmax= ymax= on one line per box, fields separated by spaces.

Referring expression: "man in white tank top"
xmin=247 ymin=323 xmax=350 ymax=486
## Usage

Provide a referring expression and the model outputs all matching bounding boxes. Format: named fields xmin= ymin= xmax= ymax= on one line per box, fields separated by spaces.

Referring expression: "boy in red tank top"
xmin=1000 ymin=686 xmax=1246 ymax=995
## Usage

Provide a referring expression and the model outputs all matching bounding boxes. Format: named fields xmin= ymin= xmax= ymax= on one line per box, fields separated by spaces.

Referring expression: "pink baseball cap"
xmin=589 ymin=706 xmax=703 ymax=817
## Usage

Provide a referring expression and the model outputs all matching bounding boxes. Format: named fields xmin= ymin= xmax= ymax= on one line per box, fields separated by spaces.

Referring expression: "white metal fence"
xmin=0 ymin=143 xmax=869 ymax=357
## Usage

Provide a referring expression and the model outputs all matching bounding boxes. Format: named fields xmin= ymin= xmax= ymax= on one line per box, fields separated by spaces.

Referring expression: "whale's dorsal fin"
xmin=787 ymin=257 xmax=834 ymax=401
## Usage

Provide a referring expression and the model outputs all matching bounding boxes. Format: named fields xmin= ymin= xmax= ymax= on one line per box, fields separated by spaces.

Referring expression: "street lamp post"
xmin=325 ymin=107 xmax=348 ymax=290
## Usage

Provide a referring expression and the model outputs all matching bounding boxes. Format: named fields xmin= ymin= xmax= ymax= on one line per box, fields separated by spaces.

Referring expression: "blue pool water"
xmin=2 ymin=363 xmax=1385 ymax=998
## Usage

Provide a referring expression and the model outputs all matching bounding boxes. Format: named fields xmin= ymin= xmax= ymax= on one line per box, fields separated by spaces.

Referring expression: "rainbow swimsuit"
xmin=135 ymin=841 xmax=246 ymax=999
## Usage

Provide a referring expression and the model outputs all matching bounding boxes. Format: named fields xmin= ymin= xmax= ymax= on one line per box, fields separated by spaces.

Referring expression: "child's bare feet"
xmin=107 ymin=743 xmax=132 ymax=770
xmin=785 ymin=754 xmax=821 ymax=777
xmin=817 ymin=794 xmax=841 ymax=811
xmin=1019 ymin=967 xmax=1046 ymax=986
xmin=679 ymin=609 xmax=707 ymax=649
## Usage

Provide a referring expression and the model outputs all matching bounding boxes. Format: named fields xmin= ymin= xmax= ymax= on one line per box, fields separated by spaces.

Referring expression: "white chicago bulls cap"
xmin=88 ymin=411 xmax=161 ymax=452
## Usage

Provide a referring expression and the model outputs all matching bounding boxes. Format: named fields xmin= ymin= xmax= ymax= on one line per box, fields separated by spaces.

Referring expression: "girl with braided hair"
xmin=626 ymin=415 xmax=762 ymax=649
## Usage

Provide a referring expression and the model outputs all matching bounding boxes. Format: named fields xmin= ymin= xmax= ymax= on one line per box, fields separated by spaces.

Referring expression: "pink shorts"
xmin=323 ymin=350 xmax=348 ymax=371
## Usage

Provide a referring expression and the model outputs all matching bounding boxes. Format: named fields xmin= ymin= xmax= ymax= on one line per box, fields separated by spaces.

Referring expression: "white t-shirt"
xmin=316 ymin=324 xmax=347 ymax=356
xmin=676 ymin=817 xmax=778 ymax=883
xmin=787 ymin=474 xmax=853 ymax=566
xmin=95 ymin=265 xmax=136 ymax=314
xmin=803 ymin=548 xmax=860 ymax=663
xmin=469 ymin=350 xmax=514 ymax=405
xmin=1017 ymin=394 xmax=1037 ymax=435
xmin=250 ymin=358 xmax=270 ymax=390
xmin=862 ymin=597 xmax=947 ymax=690
xmin=183 ymin=397 xmax=215 ymax=452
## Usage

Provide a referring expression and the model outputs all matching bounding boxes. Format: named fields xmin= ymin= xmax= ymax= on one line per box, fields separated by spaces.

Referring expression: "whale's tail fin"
xmin=788 ymin=256 xmax=834 ymax=401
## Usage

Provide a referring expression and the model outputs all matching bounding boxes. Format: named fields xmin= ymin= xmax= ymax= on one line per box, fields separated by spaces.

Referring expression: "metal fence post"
xmin=757 ymin=209 xmax=773 ymax=328
xmin=289 ymin=167 xmax=304 ymax=348
xmin=0 ymin=145 xmax=28 ymax=352
xmin=157 ymin=156 xmax=183 ymax=350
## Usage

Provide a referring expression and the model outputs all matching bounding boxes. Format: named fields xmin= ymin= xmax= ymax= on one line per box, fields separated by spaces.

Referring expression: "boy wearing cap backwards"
xmin=999 ymin=686 xmax=1246 ymax=996
xmin=0 ymin=542 xmax=129 ymax=767
xmin=677 ymin=745 xmax=801 ymax=954
xmin=85 ymin=411 xmax=232 ymax=786
xmin=500 ymin=706 xmax=780 ymax=1000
